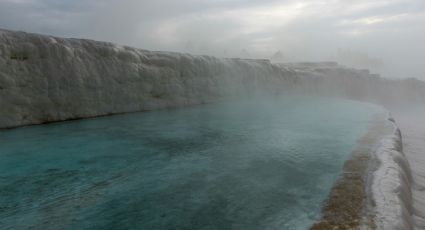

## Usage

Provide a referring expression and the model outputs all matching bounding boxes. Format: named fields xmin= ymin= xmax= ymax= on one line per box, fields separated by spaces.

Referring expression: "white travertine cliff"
xmin=0 ymin=29 xmax=296 ymax=128
xmin=2 ymin=29 xmax=424 ymax=129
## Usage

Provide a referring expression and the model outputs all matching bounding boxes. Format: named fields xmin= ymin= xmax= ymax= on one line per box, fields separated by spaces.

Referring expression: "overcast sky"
xmin=0 ymin=0 xmax=424 ymax=79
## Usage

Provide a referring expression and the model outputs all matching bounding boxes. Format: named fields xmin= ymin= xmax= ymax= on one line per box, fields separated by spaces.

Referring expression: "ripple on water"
xmin=0 ymin=96 xmax=379 ymax=230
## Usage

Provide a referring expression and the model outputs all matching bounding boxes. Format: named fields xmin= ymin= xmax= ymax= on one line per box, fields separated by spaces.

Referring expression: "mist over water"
xmin=0 ymin=96 xmax=379 ymax=229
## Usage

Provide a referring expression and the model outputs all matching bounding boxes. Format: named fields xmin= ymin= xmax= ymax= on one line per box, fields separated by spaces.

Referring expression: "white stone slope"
xmin=391 ymin=108 xmax=425 ymax=230
xmin=371 ymin=115 xmax=414 ymax=230
xmin=0 ymin=29 xmax=296 ymax=129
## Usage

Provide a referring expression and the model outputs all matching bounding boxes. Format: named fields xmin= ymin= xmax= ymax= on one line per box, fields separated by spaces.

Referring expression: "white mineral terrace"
xmin=393 ymin=108 xmax=425 ymax=230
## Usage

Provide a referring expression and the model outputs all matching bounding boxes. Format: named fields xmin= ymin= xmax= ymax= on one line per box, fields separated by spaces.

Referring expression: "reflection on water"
xmin=0 ymin=96 xmax=378 ymax=230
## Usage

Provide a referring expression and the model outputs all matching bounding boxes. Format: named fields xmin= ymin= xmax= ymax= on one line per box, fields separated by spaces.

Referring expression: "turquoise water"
xmin=0 ymin=96 xmax=377 ymax=230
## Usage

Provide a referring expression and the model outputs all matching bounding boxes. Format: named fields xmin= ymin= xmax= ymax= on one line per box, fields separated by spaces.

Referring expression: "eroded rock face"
xmin=0 ymin=29 xmax=297 ymax=128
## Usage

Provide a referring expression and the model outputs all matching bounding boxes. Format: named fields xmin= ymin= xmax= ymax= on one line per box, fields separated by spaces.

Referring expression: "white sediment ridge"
xmin=1 ymin=29 xmax=425 ymax=229
xmin=371 ymin=115 xmax=414 ymax=229
xmin=391 ymin=109 xmax=425 ymax=229
xmin=0 ymin=28 xmax=296 ymax=128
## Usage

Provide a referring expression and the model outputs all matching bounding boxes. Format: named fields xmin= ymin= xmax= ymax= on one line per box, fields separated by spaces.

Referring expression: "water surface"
xmin=0 ymin=96 xmax=378 ymax=229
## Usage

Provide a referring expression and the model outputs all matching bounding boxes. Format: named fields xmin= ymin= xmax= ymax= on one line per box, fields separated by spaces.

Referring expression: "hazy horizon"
xmin=1 ymin=0 xmax=424 ymax=79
